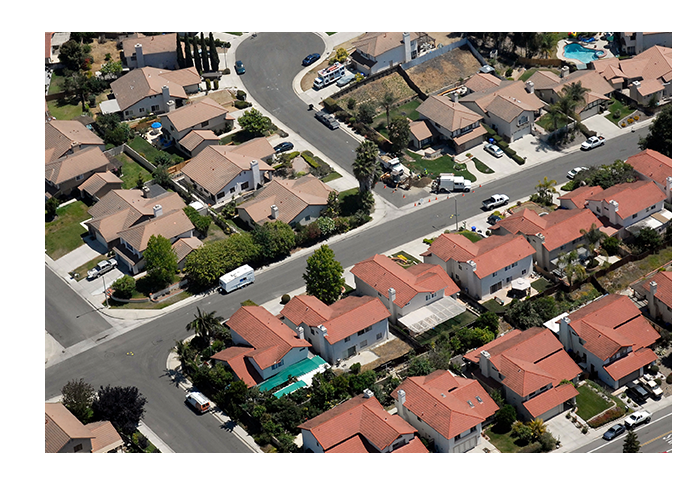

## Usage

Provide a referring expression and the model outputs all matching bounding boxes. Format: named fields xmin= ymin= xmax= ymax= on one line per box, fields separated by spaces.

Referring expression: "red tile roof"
xmin=558 ymin=185 xmax=604 ymax=209
xmin=603 ymin=347 xmax=658 ymax=381
xmin=224 ymin=306 xmax=311 ymax=371
xmin=523 ymin=383 xmax=579 ymax=419
xmin=565 ymin=294 xmax=659 ymax=362
xmin=626 ymin=149 xmax=672 ymax=188
xmin=421 ymin=233 xmax=535 ymax=279
xmin=391 ymin=370 xmax=498 ymax=440
xmin=298 ymin=394 xmax=421 ymax=452
xmin=587 ymin=180 xmax=666 ymax=219
xmin=639 ymin=271 xmax=672 ymax=309
xmin=281 ymin=295 xmax=390 ymax=345
xmin=210 ymin=345 xmax=263 ymax=387
xmin=351 ymin=254 xmax=459 ymax=308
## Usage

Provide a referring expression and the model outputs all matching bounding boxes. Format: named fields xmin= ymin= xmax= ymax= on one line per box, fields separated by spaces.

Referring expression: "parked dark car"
xmin=302 ymin=53 xmax=321 ymax=66
xmin=235 ymin=60 xmax=245 ymax=75
xmin=315 ymin=110 xmax=340 ymax=130
xmin=602 ymin=424 xmax=625 ymax=441
xmin=274 ymin=142 xmax=294 ymax=154
xmin=487 ymin=214 xmax=502 ymax=226
xmin=627 ymin=384 xmax=650 ymax=404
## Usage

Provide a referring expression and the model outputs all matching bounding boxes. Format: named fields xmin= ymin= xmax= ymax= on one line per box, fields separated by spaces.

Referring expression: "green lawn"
xmin=45 ymin=201 xmax=91 ymax=260
xmin=576 ymin=383 xmax=614 ymax=421
xmin=321 ymin=171 xmax=342 ymax=183
xmin=404 ymin=151 xmax=476 ymax=180
xmin=117 ymin=153 xmax=152 ymax=189
xmin=127 ymin=136 xmax=181 ymax=165
xmin=457 ymin=230 xmax=483 ymax=242
xmin=415 ymin=310 xmax=478 ymax=346
xmin=605 ymin=98 xmax=636 ymax=126
xmin=46 ymin=99 xmax=85 ymax=121
xmin=338 ymin=187 xmax=361 ymax=216
xmin=472 ymin=156 xmax=493 ymax=174
xmin=485 ymin=426 xmax=522 ymax=453
xmin=372 ymin=99 xmax=422 ymax=129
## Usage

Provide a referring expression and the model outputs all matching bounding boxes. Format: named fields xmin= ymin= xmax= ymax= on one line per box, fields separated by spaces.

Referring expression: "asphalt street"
xmin=45 ymin=31 xmax=653 ymax=453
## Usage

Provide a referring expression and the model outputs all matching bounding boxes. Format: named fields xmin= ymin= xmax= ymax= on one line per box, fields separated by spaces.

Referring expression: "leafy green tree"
xmin=253 ymin=220 xmax=296 ymax=260
xmin=388 ymin=115 xmax=411 ymax=152
xmin=323 ymin=191 xmax=340 ymax=218
xmin=184 ymin=232 xmax=261 ymax=288
xmin=143 ymin=234 xmax=178 ymax=288
xmin=623 ymin=430 xmax=640 ymax=453
xmin=111 ymin=275 xmax=136 ymax=299
xmin=60 ymin=70 xmax=90 ymax=109
xmin=238 ymin=108 xmax=273 ymax=137
xmin=58 ymin=39 xmax=93 ymax=71
xmin=406 ymin=355 xmax=435 ymax=376
xmin=61 ymin=378 xmax=95 ymax=424
xmin=96 ymin=113 xmax=133 ymax=145
xmin=635 ymin=227 xmax=662 ymax=253
xmin=579 ymin=160 xmax=636 ymax=189
xmin=493 ymin=404 xmax=517 ymax=432
xmin=100 ymin=60 xmax=123 ymax=80
xmin=473 ymin=311 xmax=500 ymax=336
xmin=511 ymin=420 xmax=534 ymax=443
xmin=528 ymin=418 xmax=548 ymax=441
xmin=639 ymin=105 xmax=671 ymax=157
xmin=45 ymin=197 xmax=61 ymax=220
xmin=92 ymin=385 xmax=147 ymax=438
xmin=303 ymin=244 xmax=345 ymax=305
xmin=352 ymin=140 xmax=380 ymax=194
xmin=356 ymin=101 xmax=375 ymax=124
xmin=152 ymin=164 xmax=172 ymax=189
xmin=186 ymin=307 xmax=226 ymax=346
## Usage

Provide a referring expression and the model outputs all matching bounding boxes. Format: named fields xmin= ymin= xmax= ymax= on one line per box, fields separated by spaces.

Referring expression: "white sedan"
xmin=567 ymin=167 xmax=588 ymax=179
xmin=484 ymin=143 xmax=504 ymax=158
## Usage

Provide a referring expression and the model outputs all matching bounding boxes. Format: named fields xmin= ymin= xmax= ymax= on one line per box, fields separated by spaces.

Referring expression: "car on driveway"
xmin=87 ymin=258 xmax=118 ymax=280
xmin=627 ymin=384 xmax=651 ymax=404
xmin=567 ymin=166 xmax=588 ymax=179
xmin=487 ymin=214 xmax=502 ymax=226
xmin=624 ymin=410 xmax=652 ymax=429
xmin=235 ymin=60 xmax=245 ymax=75
xmin=603 ymin=423 xmax=626 ymax=441
xmin=274 ymin=141 xmax=294 ymax=154
xmin=484 ymin=143 xmax=504 ymax=158
xmin=302 ymin=53 xmax=321 ymax=66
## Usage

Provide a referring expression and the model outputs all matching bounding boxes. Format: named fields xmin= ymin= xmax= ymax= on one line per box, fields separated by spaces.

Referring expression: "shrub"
xmin=236 ymin=89 xmax=247 ymax=101
xmin=280 ymin=293 xmax=291 ymax=304
xmin=588 ymin=405 xmax=625 ymax=428
xmin=234 ymin=100 xmax=252 ymax=109
xmin=323 ymin=97 xmax=339 ymax=112
xmin=183 ymin=206 xmax=212 ymax=237
xmin=111 ymin=275 xmax=136 ymax=299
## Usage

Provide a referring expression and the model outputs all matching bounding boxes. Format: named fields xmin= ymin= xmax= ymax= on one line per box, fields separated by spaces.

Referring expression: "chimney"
xmin=161 ymin=85 xmax=170 ymax=103
xmin=648 ymin=281 xmax=658 ymax=318
xmin=167 ymin=99 xmax=176 ymax=112
xmin=363 ymin=388 xmax=374 ymax=399
xmin=526 ymin=80 xmax=534 ymax=94
xmin=666 ymin=176 xmax=672 ymax=195
xmin=403 ymin=32 xmax=411 ymax=63
xmin=396 ymin=389 xmax=406 ymax=415
xmin=70 ymin=141 xmax=80 ymax=154
xmin=135 ymin=43 xmax=145 ymax=68
xmin=536 ymin=232 xmax=545 ymax=243
xmin=649 ymin=280 xmax=658 ymax=297
xmin=466 ymin=260 xmax=477 ymax=273
xmin=451 ymin=92 xmax=459 ymax=103
xmin=559 ymin=316 xmax=572 ymax=350
xmin=142 ymin=186 xmax=150 ymax=198
xmin=297 ymin=326 xmax=305 ymax=341
xmin=250 ymin=160 xmax=261 ymax=189
xmin=270 ymin=204 xmax=279 ymax=220
xmin=610 ymin=200 xmax=619 ymax=212
xmin=478 ymin=350 xmax=491 ymax=378
xmin=319 ymin=325 xmax=328 ymax=337
xmin=153 ymin=204 xmax=163 ymax=218
xmin=560 ymin=65 xmax=569 ymax=78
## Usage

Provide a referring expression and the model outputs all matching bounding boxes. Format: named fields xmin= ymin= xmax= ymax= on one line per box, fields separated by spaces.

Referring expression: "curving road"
xmin=45 ymin=31 xmax=651 ymax=453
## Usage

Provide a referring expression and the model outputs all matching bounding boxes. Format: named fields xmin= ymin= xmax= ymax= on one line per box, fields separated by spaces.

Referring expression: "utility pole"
xmin=102 ymin=274 xmax=109 ymax=308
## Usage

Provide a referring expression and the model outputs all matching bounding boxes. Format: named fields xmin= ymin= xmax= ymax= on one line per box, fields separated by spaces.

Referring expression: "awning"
xmin=398 ymin=296 xmax=466 ymax=334
xmin=99 ymin=99 xmax=121 ymax=115
xmin=512 ymin=277 xmax=530 ymax=291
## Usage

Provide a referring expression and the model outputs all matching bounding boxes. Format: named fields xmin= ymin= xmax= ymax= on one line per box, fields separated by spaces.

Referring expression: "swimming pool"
xmin=563 ymin=42 xmax=604 ymax=64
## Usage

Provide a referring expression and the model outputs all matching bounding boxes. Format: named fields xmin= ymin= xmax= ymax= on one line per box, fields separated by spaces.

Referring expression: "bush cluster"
xmin=588 ymin=405 xmax=626 ymax=428
xmin=183 ymin=206 xmax=212 ymax=237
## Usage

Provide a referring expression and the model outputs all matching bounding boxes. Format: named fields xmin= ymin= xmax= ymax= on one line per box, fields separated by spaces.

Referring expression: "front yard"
xmin=45 ymin=201 xmax=91 ymax=260
xmin=403 ymin=151 xmax=476 ymax=180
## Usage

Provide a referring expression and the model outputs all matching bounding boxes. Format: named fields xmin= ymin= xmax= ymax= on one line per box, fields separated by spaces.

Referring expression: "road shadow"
xmin=162 ymin=367 xmax=188 ymax=389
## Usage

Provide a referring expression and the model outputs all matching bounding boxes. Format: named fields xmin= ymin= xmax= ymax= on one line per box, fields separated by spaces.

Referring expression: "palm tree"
xmin=380 ymin=91 xmax=396 ymax=127
xmin=528 ymin=418 xmax=547 ymax=441
xmin=186 ymin=307 xmax=225 ymax=345
xmin=352 ymin=140 xmax=380 ymax=194
xmin=560 ymin=250 xmax=585 ymax=286
xmin=535 ymin=176 xmax=558 ymax=205
xmin=580 ymin=223 xmax=604 ymax=263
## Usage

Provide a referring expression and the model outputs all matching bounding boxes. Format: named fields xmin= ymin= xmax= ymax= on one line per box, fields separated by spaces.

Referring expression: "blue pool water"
xmin=564 ymin=43 xmax=602 ymax=64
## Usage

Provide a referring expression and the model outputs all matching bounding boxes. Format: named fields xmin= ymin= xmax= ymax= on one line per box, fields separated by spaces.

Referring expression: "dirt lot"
xmin=88 ymin=39 xmax=121 ymax=74
xmin=335 ymin=72 xmax=416 ymax=113
xmin=405 ymin=44 xmax=481 ymax=95
xmin=360 ymin=338 xmax=413 ymax=372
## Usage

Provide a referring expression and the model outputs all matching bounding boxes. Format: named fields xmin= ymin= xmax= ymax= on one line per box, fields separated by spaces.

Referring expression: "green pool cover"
xmin=257 ymin=355 xmax=327 ymax=393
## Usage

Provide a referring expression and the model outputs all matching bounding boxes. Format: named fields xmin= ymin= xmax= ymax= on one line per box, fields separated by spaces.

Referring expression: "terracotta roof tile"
xmin=586 ymin=180 xmax=666 ymax=219
xmin=110 ymin=66 xmax=189 ymax=111
xmin=626 ymin=149 xmax=672 ymax=187
xmin=558 ymin=185 xmax=604 ymax=209
xmin=603 ymin=347 xmax=658 ymax=381
xmin=45 ymin=120 xmax=104 ymax=163
xmin=122 ymin=33 xmax=176 ymax=58
xmin=45 ymin=147 xmax=111 ymax=186
xmin=211 ymin=346 xmax=262 ymax=387
xmin=84 ymin=421 xmax=123 ymax=453
xmin=523 ymin=383 xmax=579 ymax=419
xmin=116 ymin=209 xmax=194 ymax=253
xmin=416 ymin=95 xmax=482 ymax=133
xmin=160 ymin=97 xmax=232 ymax=133
xmin=639 ymin=271 xmax=672 ymax=308
xmin=225 ymin=306 xmax=310 ymax=371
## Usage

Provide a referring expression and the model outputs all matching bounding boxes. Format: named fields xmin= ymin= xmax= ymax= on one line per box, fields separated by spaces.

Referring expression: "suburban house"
xmin=45 ymin=32 xmax=70 ymax=65
xmin=121 ymin=33 xmax=178 ymax=70
xmin=45 ymin=120 xmax=105 ymax=163
xmin=489 ymin=208 xmax=603 ymax=271
xmin=102 ymin=66 xmax=200 ymax=119
xmin=635 ymin=271 xmax=672 ymax=326
xmin=350 ymin=254 xmax=461 ymax=329
xmin=464 ymin=327 xmax=581 ymax=421
xmin=78 ymin=171 xmax=123 ymax=202
xmin=280 ymin=294 xmax=390 ymax=364
xmin=593 ymin=45 xmax=672 ymax=107
xmin=421 ymin=233 xmax=535 ymax=300
xmin=625 ymin=149 xmax=672 ymax=201
xmin=584 ymin=180 xmax=668 ymax=238
xmin=171 ymin=236 xmax=203 ymax=271
xmin=618 ymin=32 xmax=672 ymax=56
xmin=45 ymin=402 xmax=123 ymax=453
xmin=413 ymin=94 xmax=487 ymax=154
xmin=180 ymin=141 xmax=275 ymax=205
xmin=549 ymin=294 xmax=660 ymax=390
xmin=215 ymin=306 xmax=312 ymax=387
xmin=45 ymin=146 xmax=113 ymax=199
xmin=350 ymin=32 xmax=435 ymax=76
xmin=85 ymin=189 xmax=194 ymax=273
xmin=178 ymin=129 xmax=220 ymax=157
xmin=158 ymin=97 xmax=235 ymax=149
xmin=530 ymin=67 xmax=615 ymax=121
xmin=462 ymin=72 xmax=502 ymax=94
xmin=391 ymin=370 xmax=498 ymax=453
xmin=558 ymin=185 xmax=604 ymax=210
xmin=298 ymin=391 xmax=429 ymax=453
xmin=236 ymin=176 xmax=335 ymax=228
xmin=459 ymin=79 xmax=546 ymax=143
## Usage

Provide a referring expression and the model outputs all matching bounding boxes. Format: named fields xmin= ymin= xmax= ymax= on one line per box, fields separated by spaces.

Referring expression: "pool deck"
xmin=557 ymin=33 xmax=615 ymax=68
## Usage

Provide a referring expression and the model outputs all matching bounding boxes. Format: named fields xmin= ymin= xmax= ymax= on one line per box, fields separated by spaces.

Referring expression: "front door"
xmin=490 ymin=281 xmax=503 ymax=294
xmin=347 ymin=346 xmax=356 ymax=358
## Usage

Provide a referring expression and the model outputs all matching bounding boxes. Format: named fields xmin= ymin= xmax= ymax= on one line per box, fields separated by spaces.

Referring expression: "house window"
xmin=216 ymin=192 xmax=225 ymax=199
xmin=139 ymin=108 xmax=145 ymax=113
xmin=376 ymin=332 xmax=383 ymax=340
xmin=522 ymin=269 xmax=527 ymax=275
xmin=492 ymin=272 xmax=498 ymax=277
xmin=73 ymin=443 xmax=83 ymax=452
xmin=345 ymin=337 xmax=351 ymax=342
xmin=632 ymin=213 xmax=638 ymax=219
xmin=201 ymin=120 xmax=209 ymax=127
xmin=360 ymin=340 xmax=367 ymax=348
xmin=517 ymin=115 xmax=529 ymax=126
xmin=240 ymin=181 xmax=250 ymax=190
xmin=271 ymin=359 xmax=285 ymax=370
xmin=151 ymin=105 xmax=160 ymax=112
xmin=75 ymin=174 xmax=84 ymax=181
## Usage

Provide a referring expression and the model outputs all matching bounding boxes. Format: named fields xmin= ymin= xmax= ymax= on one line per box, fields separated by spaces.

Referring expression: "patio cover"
xmin=257 ymin=355 xmax=328 ymax=394
xmin=398 ymin=296 xmax=466 ymax=334
xmin=99 ymin=99 xmax=121 ymax=115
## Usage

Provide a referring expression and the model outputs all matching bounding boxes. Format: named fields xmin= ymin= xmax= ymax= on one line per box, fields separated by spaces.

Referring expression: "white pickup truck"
xmin=581 ymin=135 xmax=605 ymax=150
xmin=624 ymin=410 xmax=652 ymax=429
xmin=482 ymin=194 xmax=509 ymax=210
xmin=87 ymin=258 xmax=118 ymax=280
